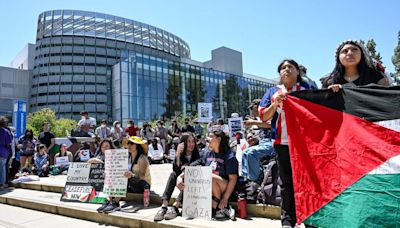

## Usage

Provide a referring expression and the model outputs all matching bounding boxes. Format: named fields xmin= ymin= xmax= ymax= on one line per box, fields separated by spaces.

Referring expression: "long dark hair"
xmin=323 ymin=40 xmax=385 ymax=88
xmin=98 ymin=139 xmax=115 ymax=155
xmin=177 ymin=132 xmax=200 ymax=165
xmin=277 ymin=59 xmax=304 ymax=85
xmin=23 ymin=129 xmax=34 ymax=140
xmin=131 ymin=143 xmax=146 ymax=164
xmin=212 ymin=129 xmax=230 ymax=154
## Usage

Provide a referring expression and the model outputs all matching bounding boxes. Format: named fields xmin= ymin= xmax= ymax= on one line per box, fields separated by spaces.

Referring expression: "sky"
xmin=0 ymin=0 xmax=399 ymax=84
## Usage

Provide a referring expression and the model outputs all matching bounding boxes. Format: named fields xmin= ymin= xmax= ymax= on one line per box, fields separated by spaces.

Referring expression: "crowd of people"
xmin=0 ymin=40 xmax=394 ymax=227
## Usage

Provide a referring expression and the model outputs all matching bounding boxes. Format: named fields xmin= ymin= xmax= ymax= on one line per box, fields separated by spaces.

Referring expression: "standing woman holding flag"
xmin=259 ymin=59 xmax=311 ymax=228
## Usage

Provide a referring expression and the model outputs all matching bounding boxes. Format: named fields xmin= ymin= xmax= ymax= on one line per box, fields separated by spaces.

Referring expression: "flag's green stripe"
xmin=305 ymin=174 xmax=400 ymax=228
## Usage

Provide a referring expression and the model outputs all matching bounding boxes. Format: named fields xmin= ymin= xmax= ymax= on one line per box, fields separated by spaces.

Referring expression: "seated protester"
xmin=33 ymin=144 xmax=49 ymax=177
xmin=148 ymin=137 xmax=164 ymax=164
xmin=98 ymin=136 xmax=151 ymax=213
xmin=95 ymin=119 xmax=112 ymax=140
xmin=154 ymin=132 xmax=202 ymax=222
xmin=51 ymin=144 xmax=74 ymax=174
xmin=242 ymin=99 xmax=275 ymax=182
xmin=168 ymin=120 xmax=181 ymax=139
xmin=73 ymin=142 xmax=95 ymax=162
xmin=87 ymin=139 xmax=114 ymax=164
xmin=188 ymin=129 xmax=238 ymax=220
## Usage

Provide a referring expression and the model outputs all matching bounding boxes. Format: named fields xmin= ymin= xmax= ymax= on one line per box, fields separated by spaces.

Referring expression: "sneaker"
xmin=214 ymin=209 xmax=227 ymax=221
xmin=164 ymin=206 xmax=179 ymax=220
xmin=154 ymin=207 xmax=167 ymax=221
xmin=97 ymin=200 xmax=110 ymax=212
xmin=215 ymin=205 xmax=235 ymax=221
xmin=102 ymin=200 xmax=120 ymax=213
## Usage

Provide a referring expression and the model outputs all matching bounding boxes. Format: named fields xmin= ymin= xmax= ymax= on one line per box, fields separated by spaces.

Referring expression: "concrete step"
xmin=0 ymin=188 xmax=282 ymax=228
xmin=10 ymin=174 xmax=281 ymax=219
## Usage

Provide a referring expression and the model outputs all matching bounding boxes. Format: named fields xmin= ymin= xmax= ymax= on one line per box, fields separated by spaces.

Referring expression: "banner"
xmin=12 ymin=100 xmax=27 ymax=138
xmin=182 ymin=166 xmax=212 ymax=220
xmin=103 ymin=149 xmax=129 ymax=197
xmin=61 ymin=162 xmax=107 ymax=204
xmin=198 ymin=103 xmax=213 ymax=123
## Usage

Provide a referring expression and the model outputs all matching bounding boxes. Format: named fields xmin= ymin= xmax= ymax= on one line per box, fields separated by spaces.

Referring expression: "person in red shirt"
xmin=125 ymin=120 xmax=140 ymax=137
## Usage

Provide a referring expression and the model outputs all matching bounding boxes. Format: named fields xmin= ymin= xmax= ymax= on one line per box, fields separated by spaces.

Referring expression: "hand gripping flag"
xmin=283 ymin=85 xmax=400 ymax=228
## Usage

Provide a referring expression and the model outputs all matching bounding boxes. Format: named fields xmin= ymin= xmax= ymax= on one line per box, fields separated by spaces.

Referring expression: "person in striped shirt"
xmin=259 ymin=59 xmax=311 ymax=228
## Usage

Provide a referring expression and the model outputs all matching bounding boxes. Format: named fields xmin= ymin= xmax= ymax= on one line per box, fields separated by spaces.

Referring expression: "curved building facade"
xmin=31 ymin=10 xmax=190 ymax=120
xmin=30 ymin=10 xmax=276 ymax=123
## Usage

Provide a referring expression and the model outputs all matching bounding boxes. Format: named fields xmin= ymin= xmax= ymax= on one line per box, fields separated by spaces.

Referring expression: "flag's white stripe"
xmin=374 ymin=119 xmax=400 ymax=132
xmin=369 ymin=154 xmax=400 ymax=174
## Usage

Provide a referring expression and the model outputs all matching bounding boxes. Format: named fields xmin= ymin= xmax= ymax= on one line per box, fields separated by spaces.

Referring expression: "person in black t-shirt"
xmin=38 ymin=122 xmax=56 ymax=165
xmin=204 ymin=129 xmax=238 ymax=220
xmin=181 ymin=118 xmax=195 ymax=133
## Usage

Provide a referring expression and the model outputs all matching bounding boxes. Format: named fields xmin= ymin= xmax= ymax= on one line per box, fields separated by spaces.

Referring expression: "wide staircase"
xmin=0 ymin=163 xmax=281 ymax=228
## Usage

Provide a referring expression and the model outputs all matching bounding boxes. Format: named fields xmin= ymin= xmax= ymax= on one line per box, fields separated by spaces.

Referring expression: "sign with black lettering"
xmin=61 ymin=162 xmax=107 ymax=204
xmin=103 ymin=149 xmax=129 ymax=197
xmin=182 ymin=166 xmax=212 ymax=220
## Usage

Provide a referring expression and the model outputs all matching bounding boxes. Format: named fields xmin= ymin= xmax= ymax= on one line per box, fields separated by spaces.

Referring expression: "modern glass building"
xmin=28 ymin=10 xmax=276 ymax=123
xmin=112 ymin=50 xmax=274 ymax=124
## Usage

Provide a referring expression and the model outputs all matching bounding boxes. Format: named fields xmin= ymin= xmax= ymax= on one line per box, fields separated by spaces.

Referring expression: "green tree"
xmin=392 ymin=31 xmax=400 ymax=84
xmin=366 ymin=39 xmax=382 ymax=62
xmin=27 ymin=108 xmax=77 ymax=137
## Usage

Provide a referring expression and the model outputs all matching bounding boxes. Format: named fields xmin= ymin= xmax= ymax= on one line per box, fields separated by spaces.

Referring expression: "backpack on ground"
xmin=257 ymin=157 xmax=281 ymax=206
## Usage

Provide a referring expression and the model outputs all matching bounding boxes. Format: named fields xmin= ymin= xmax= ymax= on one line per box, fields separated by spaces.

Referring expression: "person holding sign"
xmin=33 ymin=144 xmax=49 ymax=177
xmin=154 ymin=132 xmax=202 ymax=222
xmin=203 ymin=130 xmax=238 ymax=220
xmin=97 ymin=136 xmax=151 ymax=213
xmin=87 ymin=139 xmax=115 ymax=164
xmin=50 ymin=144 xmax=73 ymax=175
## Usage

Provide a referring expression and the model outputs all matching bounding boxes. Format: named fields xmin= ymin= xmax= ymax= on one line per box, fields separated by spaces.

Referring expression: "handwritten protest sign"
xmin=182 ymin=166 xmax=212 ymax=220
xmin=103 ymin=149 xmax=129 ymax=197
xmin=56 ymin=156 xmax=69 ymax=166
xmin=66 ymin=162 xmax=91 ymax=183
xmin=61 ymin=163 xmax=107 ymax=204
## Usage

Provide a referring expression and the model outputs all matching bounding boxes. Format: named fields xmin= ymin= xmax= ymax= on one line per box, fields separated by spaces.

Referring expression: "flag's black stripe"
xmin=290 ymin=85 xmax=400 ymax=122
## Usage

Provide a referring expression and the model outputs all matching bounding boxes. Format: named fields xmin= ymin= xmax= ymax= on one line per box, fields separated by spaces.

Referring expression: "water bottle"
xmin=143 ymin=188 xmax=150 ymax=207
xmin=237 ymin=193 xmax=248 ymax=219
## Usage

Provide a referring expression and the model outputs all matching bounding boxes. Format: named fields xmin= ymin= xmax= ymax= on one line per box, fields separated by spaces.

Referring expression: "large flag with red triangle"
xmin=283 ymin=85 xmax=400 ymax=228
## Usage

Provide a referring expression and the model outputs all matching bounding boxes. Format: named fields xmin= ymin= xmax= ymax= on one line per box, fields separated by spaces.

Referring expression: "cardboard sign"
xmin=198 ymin=103 xmax=213 ymax=123
xmin=61 ymin=163 xmax=107 ymax=204
xmin=228 ymin=117 xmax=244 ymax=139
xmin=182 ymin=166 xmax=212 ymax=220
xmin=103 ymin=149 xmax=129 ymax=197
xmin=79 ymin=150 xmax=91 ymax=161
xmin=66 ymin=162 xmax=91 ymax=183
xmin=56 ymin=156 xmax=69 ymax=166
xmin=62 ymin=184 xmax=93 ymax=202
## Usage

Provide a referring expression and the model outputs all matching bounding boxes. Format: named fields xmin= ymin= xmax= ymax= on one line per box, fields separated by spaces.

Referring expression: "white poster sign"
xmin=103 ymin=149 xmax=129 ymax=197
xmin=56 ymin=156 xmax=69 ymax=166
xmin=79 ymin=150 xmax=91 ymax=161
xmin=182 ymin=166 xmax=212 ymax=220
xmin=66 ymin=162 xmax=91 ymax=183
xmin=198 ymin=103 xmax=213 ymax=123
xmin=228 ymin=117 xmax=244 ymax=139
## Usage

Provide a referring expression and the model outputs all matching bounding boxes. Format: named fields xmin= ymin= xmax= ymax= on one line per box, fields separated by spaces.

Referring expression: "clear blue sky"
xmin=1 ymin=0 xmax=399 ymax=84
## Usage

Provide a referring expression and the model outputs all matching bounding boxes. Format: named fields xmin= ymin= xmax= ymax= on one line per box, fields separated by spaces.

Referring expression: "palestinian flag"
xmin=283 ymin=85 xmax=400 ymax=227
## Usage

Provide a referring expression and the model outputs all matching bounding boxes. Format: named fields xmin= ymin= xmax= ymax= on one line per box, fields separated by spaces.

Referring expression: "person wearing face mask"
xmin=95 ymin=119 xmax=112 ymax=140
xmin=110 ymin=121 xmax=124 ymax=147
xmin=181 ymin=118 xmax=195 ymax=133
xmin=18 ymin=129 xmax=37 ymax=170
xmin=78 ymin=111 xmax=97 ymax=132
xmin=125 ymin=120 xmax=140 ymax=137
